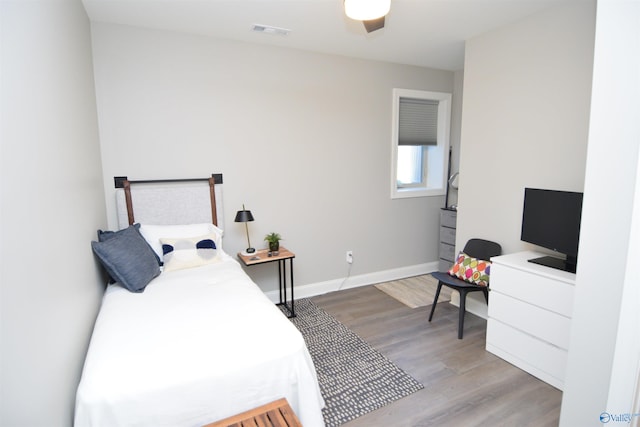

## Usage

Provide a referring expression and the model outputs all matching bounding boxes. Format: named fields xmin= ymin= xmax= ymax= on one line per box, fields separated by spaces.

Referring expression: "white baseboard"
xmin=264 ymin=261 xmax=489 ymax=321
xmin=264 ymin=261 xmax=439 ymax=303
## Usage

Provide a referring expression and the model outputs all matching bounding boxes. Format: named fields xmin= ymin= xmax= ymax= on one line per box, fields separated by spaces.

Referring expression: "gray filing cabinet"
xmin=439 ymin=208 xmax=457 ymax=271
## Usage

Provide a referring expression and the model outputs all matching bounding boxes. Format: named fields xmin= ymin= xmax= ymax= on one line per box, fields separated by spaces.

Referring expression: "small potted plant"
xmin=264 ymin=232 xmax=282 ymax=253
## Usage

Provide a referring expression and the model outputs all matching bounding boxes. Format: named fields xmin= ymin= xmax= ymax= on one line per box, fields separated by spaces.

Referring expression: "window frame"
xmin=390 ymin=88 xmax=452 ymax=199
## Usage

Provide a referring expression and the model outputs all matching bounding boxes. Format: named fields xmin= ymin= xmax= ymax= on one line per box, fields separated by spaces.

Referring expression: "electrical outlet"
xmin=346 ymin=250 xmax=353 ymax=264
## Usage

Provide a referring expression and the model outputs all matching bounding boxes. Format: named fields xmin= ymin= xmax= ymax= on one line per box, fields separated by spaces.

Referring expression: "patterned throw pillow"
xmin=160 ymin=233 xmax=220 ymax=272
xmin=139 ymin=223 xmax=223 ymax=263
xmin=448 ymin=252 xmax=491 ymax=286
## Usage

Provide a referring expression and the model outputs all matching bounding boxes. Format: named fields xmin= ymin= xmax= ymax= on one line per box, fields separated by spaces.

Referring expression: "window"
xmin=391 ymin=88 xmax=452 ymax=199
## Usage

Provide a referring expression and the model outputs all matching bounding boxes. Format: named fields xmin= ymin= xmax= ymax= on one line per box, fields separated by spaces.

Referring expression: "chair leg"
xmin=428 ymin=282 xmax=443 ymax=322
xmin=483 ymin=288 xmax=489 ymax=304
xmin=458 ymin=289 xmax=468 ymax=339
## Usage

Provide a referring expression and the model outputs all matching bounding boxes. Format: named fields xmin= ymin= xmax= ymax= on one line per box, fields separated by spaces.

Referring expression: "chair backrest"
xmin=463 ymin=238 xmax=502 ymax=261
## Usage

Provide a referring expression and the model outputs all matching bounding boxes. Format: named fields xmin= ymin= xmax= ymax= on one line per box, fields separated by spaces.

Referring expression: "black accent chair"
xmin=429 ymin=238 xmax=502 ymax=339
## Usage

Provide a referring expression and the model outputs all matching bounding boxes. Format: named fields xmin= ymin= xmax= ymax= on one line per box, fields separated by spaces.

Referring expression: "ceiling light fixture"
xmin=344 ymin=0 xmax=391 ymax=21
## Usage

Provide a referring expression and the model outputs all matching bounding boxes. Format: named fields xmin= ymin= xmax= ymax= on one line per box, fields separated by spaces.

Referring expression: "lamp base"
xmin=245 ymin=247 xmax=255 ymax=254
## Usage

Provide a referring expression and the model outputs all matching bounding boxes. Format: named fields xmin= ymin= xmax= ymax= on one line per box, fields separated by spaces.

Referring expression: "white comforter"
xmin=75 ymin=252 xmax=324 ymax=427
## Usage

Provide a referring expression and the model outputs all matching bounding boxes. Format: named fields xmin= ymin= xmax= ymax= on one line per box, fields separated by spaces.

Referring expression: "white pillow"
xmin=160 ymin=233 xmax=220 ymax=272
xmin=138 ymin=223 xmax=223 ymax=260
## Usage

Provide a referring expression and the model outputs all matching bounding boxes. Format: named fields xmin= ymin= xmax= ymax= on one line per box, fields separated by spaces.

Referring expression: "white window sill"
xmin=392 ymin=187 xmax=445 ymax=199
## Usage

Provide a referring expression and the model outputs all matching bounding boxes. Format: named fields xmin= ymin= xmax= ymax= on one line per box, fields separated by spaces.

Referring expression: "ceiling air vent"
xmin=251 ymin=24 xmax=291 ymax=36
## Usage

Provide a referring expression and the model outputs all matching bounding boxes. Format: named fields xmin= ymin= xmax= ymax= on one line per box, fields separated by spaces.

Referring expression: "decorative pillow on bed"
xmin=159 ymin=233 xmax=220 ymax=272
xmin=98 ymin=224 xmax=161 ymax=266
xmin=448 ymin=252 xmax=491 ymax=287
xmin=139 ymin=223 xmax=223 ymax=263
xmin=91 ymin=225 xmax=161 ymax=292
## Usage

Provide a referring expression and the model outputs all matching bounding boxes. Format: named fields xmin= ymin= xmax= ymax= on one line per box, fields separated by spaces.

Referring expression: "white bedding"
xmin=75 ymin=252 xmax=325 ymax=427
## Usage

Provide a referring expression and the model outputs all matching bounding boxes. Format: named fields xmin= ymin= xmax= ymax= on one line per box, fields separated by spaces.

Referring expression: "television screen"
xmin=520 ymin=188 xmax=583 ymax=273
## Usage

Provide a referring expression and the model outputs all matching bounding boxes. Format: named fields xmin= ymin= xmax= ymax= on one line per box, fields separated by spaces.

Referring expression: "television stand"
xmin=528 ymin=255 xmax=577 ymax=273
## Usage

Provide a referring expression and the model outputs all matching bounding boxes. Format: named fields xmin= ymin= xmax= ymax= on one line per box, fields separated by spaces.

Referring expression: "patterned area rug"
xmin=284 ymin=299 xmax=423 ymax=427
xmin=374 ymin=274 xmax=452 ymax=308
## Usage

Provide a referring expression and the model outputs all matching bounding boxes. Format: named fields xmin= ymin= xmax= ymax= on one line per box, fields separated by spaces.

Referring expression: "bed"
xmin=75 ymin=175 xmax=325 ymax=427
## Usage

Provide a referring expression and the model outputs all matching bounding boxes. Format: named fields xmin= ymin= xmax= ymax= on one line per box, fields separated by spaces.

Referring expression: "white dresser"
xmin=486 ymin=251 xmax=575 ymax=390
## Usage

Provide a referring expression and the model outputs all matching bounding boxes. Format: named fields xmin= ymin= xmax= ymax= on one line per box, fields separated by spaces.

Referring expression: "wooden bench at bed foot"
xmin=203 ymin=398 xmax=302 ymax=427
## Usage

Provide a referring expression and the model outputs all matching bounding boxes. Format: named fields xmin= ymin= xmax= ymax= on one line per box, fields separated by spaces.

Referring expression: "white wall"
xmin=451 ymin=1 xmax=596 ymax=317
xmin=90 ymin=23 xmax=456 ymax=293
xmin=1 ymin=1 xmax=106 ymax=426
xmin=561 ymin=1 xmax=640 ymax=424
xmin=458 ymin=2 xmax=595 ymax=255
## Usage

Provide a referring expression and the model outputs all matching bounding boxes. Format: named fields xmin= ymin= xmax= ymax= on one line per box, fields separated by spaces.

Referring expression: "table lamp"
xmin=235 ymin=204 xmax=255 ymax=254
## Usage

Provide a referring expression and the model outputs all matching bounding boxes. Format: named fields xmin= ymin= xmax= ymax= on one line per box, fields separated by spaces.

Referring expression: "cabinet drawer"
xmin=440 ymin=209 xmax=457 ymax=228
xmin=487 ymin=319 xmax=566 ymax=389
xmin=490 ymin=263 xmax=574 ymax=317
xmin=439 ymin=227 xmax=456 ymax=245
xmin=488 ymin=292 xmax=571 ymax=349
xmin=439 ymin=242 xmax=456 ymax=262
xmin=439 ymin=259 xmax=453 ymax=272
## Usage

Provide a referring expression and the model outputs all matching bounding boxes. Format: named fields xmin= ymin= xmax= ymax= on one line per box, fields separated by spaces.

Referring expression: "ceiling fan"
xmin=344 ymin=0 xmax=391 ymax=33
xmin=362 ymin=16 xmax=386 ymax=33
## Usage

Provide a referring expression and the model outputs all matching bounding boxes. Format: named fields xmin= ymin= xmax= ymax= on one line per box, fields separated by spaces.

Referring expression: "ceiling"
xmin=82 ymin=0 xmax=584 ymax=71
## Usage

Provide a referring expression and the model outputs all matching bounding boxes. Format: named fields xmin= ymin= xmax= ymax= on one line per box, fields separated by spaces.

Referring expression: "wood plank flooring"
xmin=310 ymin=285 xmax=562 ymax=427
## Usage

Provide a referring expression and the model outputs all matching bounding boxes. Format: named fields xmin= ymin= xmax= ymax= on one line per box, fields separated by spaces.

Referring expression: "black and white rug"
xmin=283 ymin=298 xmax=424 ymax=427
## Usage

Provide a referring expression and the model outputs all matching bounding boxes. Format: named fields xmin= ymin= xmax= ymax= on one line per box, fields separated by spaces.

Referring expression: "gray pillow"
xmin=92 ymin=225 xmax=161 ymax=292
xmin=98 ymin=223 xmax=161 ymax=265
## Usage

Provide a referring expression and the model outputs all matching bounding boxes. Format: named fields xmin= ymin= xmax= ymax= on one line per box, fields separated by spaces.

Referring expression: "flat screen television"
xmin=520 ymin=188 xmax=583 ymax=273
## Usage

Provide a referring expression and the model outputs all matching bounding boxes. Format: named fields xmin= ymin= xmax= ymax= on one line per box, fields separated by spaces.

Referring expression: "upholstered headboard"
xmin=114 ymin=174 xmax=224 ymax=230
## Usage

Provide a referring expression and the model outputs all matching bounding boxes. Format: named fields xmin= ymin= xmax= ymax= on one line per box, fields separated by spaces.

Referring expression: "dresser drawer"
xmin=490 ymin=262 xmax=574 ymax=317
xmin=487 ymin=319 xmax=567 ymax=390
xmin=440 ymin=209 xmax=457 ymax=228
xmin=439 ymin=242 xmax=456 ymax=262
xmin=439 ymin=226 xmax=456 ymax=245
xmin=439 ymin=259 xmax=453 ymax=272
xmin=488 ymin=291 xmax=571 ymax=349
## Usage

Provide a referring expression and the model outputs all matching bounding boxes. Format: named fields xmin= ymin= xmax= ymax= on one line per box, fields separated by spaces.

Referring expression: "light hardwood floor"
xmin=310 ymin=285 xmax=562 ymax=427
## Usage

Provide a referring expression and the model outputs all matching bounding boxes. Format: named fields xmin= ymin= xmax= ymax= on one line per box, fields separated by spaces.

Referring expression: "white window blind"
xmin=398 ymin=98 xmax=439 ymax=146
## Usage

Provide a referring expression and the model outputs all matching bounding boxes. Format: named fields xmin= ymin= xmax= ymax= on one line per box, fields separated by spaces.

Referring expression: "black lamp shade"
xmin=234 ymin=210 xmax=254 ymax=223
